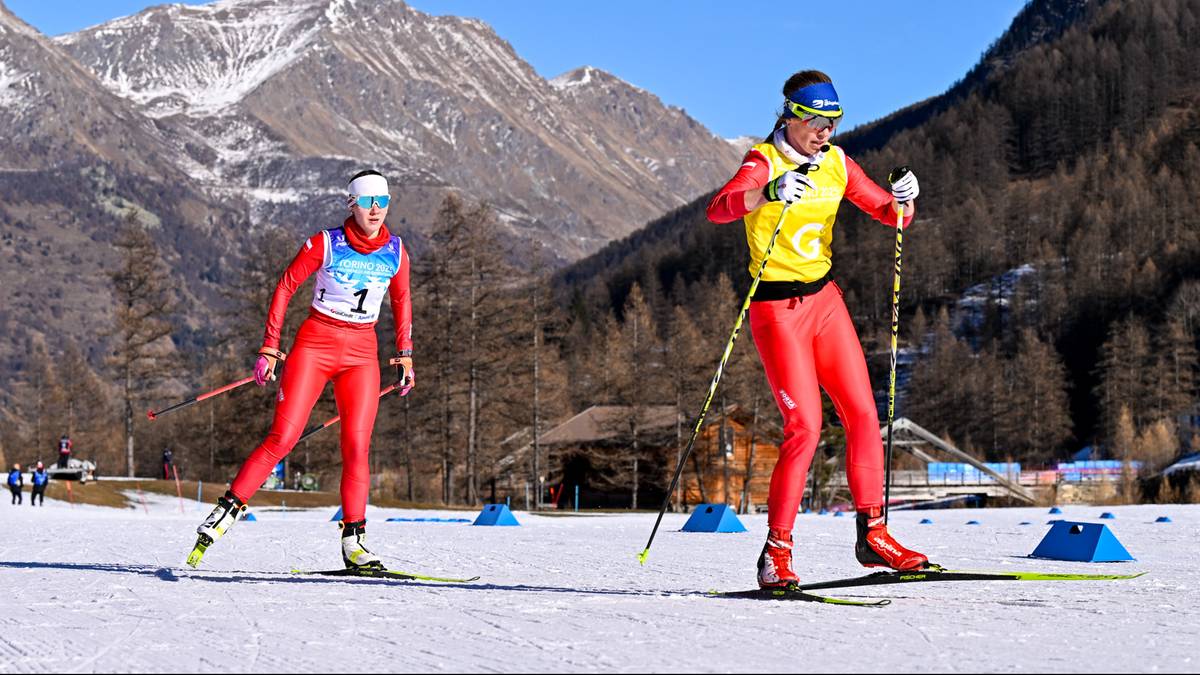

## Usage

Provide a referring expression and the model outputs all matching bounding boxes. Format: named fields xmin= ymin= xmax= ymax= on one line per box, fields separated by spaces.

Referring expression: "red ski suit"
xmin=229 ymin=219 xmax=412 ymax=523
xmin=707 ymin=141 xmax=913 ymax=532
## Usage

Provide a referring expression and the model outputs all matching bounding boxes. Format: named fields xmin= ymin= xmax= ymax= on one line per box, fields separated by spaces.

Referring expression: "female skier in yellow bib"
xmin=707 ymin=70 xmax=928 ymax=588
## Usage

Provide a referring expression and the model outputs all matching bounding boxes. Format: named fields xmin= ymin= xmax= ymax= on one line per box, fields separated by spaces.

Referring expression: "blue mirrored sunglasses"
xmin=353 ymin=195 xmax=390 ymax=209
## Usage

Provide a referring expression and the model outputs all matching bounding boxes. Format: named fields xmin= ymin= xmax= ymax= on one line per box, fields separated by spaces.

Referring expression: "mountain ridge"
xmin=56 ymin=0 xmax=744 ymax=261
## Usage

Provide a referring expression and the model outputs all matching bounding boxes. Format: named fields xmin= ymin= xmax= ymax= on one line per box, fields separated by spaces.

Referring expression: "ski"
xmin=713 ymin=587 xmax=891 ymax=606
xmin=799 ymin=566 xmax=1147 ymax=592
xmin=290 ymin=567 xmax=481 ymax=584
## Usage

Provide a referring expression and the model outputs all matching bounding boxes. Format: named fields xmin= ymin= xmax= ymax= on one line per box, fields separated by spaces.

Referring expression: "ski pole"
xmin=883 ymin=166 xmax=909 ymax=525
xmin=639 ymin=157 xmax=822 ymax=565
xmin=297 ymin=383 xmax=401 ymax=442
xmin=147 ymin=376 xmax=255 ymax=420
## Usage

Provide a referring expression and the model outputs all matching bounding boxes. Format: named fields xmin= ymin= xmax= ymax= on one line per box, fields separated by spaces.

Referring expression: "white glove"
xmin=890 ymin=170 xmax=920 ymax=203
xmin=763 ymin=170 xmax=816 ymax=203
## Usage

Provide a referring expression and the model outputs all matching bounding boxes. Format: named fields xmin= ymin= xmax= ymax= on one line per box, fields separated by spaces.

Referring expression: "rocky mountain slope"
xmin=58 ymin=0 xmax=743 ymax=259
xmin=0 ymin=0 xmax=743 ymax=379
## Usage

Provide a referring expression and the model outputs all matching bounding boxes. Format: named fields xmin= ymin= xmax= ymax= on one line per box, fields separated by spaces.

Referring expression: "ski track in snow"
xmin=1 ymin=495 xmax=1197 ymax=673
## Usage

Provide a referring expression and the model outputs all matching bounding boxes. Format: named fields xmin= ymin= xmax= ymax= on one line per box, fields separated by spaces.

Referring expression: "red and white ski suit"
xmin=707 ymin=139 xmax=913 ymax=532
xmin=229 ymin=218 xmax=412 ymax=523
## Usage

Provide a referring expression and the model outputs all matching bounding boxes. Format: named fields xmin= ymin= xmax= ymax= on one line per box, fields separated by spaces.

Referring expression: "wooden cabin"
xmin=678 ymin=408 xmax=781 ymax=512
xmin=495 ymin=404 xmax=781 ymax=512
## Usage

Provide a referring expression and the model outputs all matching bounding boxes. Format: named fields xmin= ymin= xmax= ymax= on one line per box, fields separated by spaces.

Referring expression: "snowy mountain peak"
xmin=50 ymin=0 xmax=743 ymax=262
xmin=725 ymin=135 xmax=760 ymax=154
xmin=550 ymin=66 xmax=598 ymax=90
xmin=550 ymin=65 xmax=647 ymax=97
xmin=56 ymin=0 xmax=537 ymax=118
xmin=56 ymin=0 xmax=331 ymax=118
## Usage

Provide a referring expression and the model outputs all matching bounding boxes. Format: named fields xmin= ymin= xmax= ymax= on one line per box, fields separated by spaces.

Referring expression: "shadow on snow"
xmin=0 ymin=561 xmax=709 ymax=599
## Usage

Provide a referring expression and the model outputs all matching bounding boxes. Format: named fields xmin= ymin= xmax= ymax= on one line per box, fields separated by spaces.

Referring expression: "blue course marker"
xmin=681 ymin=504 xmax=747 ymax=533
xmin=1032 ymin=521 xmax=1134 ymax=562
xmin=472 ymin=504 xmax=521 ymax=527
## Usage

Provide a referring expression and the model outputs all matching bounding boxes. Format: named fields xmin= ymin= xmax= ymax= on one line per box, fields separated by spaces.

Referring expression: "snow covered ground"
xmin=1 ymin=494 xmax=1197 ymax=673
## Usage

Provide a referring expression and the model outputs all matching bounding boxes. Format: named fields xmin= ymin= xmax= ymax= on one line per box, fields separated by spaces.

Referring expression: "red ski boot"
xmin=855 ymin=507 xmax=928 ymax=571
xmin=757 ymin=527 xmax=800 ymax=588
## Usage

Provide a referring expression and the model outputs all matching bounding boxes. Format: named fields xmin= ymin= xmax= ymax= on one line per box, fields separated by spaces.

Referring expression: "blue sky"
xmin=8 ymin=0 xmax=1029 ymax=138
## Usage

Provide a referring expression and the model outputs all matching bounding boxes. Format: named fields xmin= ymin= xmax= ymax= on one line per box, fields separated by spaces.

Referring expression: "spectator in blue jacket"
xmin=31 ymin=461 xmax=49 ymax=507
xmin=7 ymin=464 xmax=22 ymax=505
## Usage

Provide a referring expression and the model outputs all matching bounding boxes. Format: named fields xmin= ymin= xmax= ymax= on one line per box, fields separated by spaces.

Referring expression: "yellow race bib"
xmin=744 ymin=142 xmax=848 ymax=282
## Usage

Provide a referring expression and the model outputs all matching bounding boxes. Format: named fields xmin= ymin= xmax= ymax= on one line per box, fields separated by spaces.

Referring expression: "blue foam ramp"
xmin=1049 ymin=507 xmax=1063 ymax=514
xmin=919 ymin=518 xmax=933 ymax=524
xmin=1155 ymin=516 xmax=1172 ymax=523
xmin=330 ymin=506 xmax=344 ymax=522
xmin=1031 ymin=521 xmax=1134 ymax=562
xmin=241 ymin=512 xmax=257 ymax=522
xmin=1100 ymin=512 xmax=1116 ymax=519
xmin=966 ymin=520 xmax=981 ymax=525
xmin=833 ymin=511 xmax=845 ymax=518
xmin=681 ymin=504 xmax=747 ymax=533
xmin=473 ymin=504 xmax=520 ymax=526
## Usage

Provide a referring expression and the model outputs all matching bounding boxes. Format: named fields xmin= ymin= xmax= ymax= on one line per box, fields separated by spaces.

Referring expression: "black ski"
xmin=713 ymin=586 xmax=891 ymax=606
xmin=798 ymin=566 xmax=1146 ymax=592
xmin=291 ymin=567 xmax=480 ymax=583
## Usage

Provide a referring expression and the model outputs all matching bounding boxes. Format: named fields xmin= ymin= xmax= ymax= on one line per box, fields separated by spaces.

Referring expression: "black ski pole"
xmin=883 ymin=165 xmax=910 ymax=525
xmin=147 ymin=376 xmax=255 ymax=421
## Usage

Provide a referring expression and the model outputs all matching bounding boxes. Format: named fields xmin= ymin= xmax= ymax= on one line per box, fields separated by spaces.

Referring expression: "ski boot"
xmin=855 ymin=506 xmax=929 ymax=571
xmin=187 ymin=491 xmax=246 ymax=568
xmin=757 ymin=527 xmax=800 ymax=588
xmin=340 ymin=520 xmax=384 ymax=570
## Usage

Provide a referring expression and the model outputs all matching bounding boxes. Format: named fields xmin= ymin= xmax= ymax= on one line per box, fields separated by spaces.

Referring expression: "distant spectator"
xmin=30 ymin=461 xmax=48 ymax=507
xmin=162 ymin=447 xmax=174 ymax=480
xmin=7 ymin=463 xmax=22 ymax=505
xmin=57 ymin=435 xmax=72 ymax=469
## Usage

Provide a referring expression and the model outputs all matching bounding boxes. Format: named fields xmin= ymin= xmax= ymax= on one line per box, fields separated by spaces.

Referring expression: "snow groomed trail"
xmin=2 ymin=495 xmax=1196 ymax=673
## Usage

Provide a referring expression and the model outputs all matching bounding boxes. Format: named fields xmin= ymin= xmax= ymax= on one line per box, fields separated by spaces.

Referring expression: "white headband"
xmin=347 ymin=174 xmax=389 ymax=201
